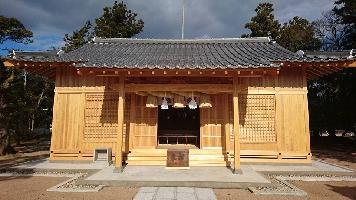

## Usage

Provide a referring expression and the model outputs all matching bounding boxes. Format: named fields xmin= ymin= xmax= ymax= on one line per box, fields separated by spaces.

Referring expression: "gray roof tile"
xmin=7 ymin=37 xmax=355 ymax=69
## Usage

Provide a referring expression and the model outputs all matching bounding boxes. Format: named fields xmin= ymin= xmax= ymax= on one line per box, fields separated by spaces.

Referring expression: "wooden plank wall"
xmin=130 ymin=95 xmax=157 ymax=149
xmin=227 ymin=67 xmax=310 ymax=162
xmin=200 ymin=95 xmax=229 ymax=149
xmin=50 ymin=66 xmax=130 ymax=160
xmin=50 ymin=66 xmax=310 ymax=163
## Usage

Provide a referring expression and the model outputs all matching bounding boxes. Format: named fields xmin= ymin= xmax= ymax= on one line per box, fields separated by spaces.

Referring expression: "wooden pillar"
xmin=223 ymin=94 xmax=230 ymax=153
xmin=49 ymin=91 xmax=58 ymax=160
xmin=233 ymin=76 xmax=241 ymax=174
xmin=128 ymin=93 xmax=136 ymax=151
xmin=115 ymin=75 xmax=125 ymax=171
xmin=302 ymin=68 xmax=312 ymax=161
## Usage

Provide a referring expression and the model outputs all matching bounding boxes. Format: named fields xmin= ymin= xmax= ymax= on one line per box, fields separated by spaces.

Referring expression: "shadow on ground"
xmin=326 ymin=184 xmax=356 ymax=200
xmin=311 ymin=136 xmax=356 ymax=169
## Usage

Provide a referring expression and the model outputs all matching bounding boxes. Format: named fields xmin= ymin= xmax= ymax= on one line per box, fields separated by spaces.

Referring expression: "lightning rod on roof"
xmin=181 ymin=0 xmax=185 ymax=39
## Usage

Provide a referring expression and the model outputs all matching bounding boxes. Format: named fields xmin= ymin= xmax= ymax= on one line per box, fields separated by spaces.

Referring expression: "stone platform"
xmin=82 ymin=165 xmax=271 ymax=188
xmin=7 ymin=158 xmax=355 ymax=189
xmin=79 ymin=159 xmax=354 ymax=188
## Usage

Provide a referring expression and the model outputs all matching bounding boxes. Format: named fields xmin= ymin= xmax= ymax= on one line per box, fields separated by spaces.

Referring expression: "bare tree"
xmin=313 ymin=11 xmax=350 ymax=51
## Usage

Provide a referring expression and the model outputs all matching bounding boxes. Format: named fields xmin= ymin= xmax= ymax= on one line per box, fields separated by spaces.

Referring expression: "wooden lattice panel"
xmin=238 ymin=94 xmax=276 ymax=143
xmin=84 ymin=93 xmax=119 ymax=141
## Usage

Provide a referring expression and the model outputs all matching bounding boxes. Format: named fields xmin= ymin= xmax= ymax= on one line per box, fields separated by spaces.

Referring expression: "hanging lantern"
xmin=146 ymin=95 xmax=158 ymax=108
xmin=188 ymin=92 xmax=197 ymax=109
xmin=173 ymin=94 xmax=185 ymax=108
xmin=161 ymin=97 xmax=169 ymax=110
xmin=188 ymin=98 xmax=197 ymax=109
xmin=199 ymin=95 xmax=212 ymax=108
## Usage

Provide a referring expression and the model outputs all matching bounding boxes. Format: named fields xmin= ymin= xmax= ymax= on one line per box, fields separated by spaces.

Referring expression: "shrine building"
xmin=3 ymin=37 xmax=356 ymax=173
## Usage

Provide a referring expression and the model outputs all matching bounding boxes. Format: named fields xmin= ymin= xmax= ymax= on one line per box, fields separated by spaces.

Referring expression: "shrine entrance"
xmin=157 ymin=105 xmax=200 ymax=148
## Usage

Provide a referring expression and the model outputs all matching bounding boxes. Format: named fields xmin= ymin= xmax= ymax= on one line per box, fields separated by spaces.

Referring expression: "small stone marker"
xmin=166 ymin=149 xmax=189 ymax=168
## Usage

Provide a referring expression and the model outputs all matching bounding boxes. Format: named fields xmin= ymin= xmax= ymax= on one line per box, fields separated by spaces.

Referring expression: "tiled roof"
xmin=60 ymin=37 xmax=297 ymax=69
xmin=7 ymin=37 xmax=355 ymax=69
xmin=302 ymin=50 xmax=355 ymax=60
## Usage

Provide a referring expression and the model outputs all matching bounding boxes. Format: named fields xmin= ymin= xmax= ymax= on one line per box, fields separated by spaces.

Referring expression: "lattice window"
xmin=238 ymin=94 xmax=276 ymax=142
xmin=84 ymin=93 xmax=118 ymax=141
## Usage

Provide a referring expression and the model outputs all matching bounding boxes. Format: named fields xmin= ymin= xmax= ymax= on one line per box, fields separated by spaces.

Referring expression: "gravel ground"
xmin=1 ymin=176 xmax=355 ymax=200
xmin=0 ymin=176 xmax=138 ymax=200
xmin=215 ymin=181 xmax=356 ymax=200
xmin=313 ymin=150 xmax=356 ymax=170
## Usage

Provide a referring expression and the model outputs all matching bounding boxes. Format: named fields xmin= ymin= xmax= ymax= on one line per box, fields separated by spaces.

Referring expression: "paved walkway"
xmin=86 ymin=165 xmax=271 ymax=183
xmin=12 ymin=159 xmax=108 ymax=169
xmin=133 ymin=187 xmax=217 ymax=200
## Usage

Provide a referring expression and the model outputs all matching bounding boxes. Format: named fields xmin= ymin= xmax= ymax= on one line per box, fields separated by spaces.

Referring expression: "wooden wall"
xmin=200 ymin=94 xmax=229 ymax=149
xmin=50 ymin=66 xmax=311 ymax=164
xmin=231 ymin=67 xmax=311 ymax=162
xmin=50 ymin=67 xmax=130 ymax=160
xmin=129 ymin=95 xmax=157 ymax=149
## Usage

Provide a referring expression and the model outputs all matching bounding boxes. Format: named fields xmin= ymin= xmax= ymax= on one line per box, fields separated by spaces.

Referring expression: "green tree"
xmin=94 ymin=1 xmax=144 ymax=38
xmin=313 ymin=11 xmax=350 ymax=50
xmin=243 ymin=3 xmax=280 ymax=39
xmin=307 ymin=1 xmax=356 ymax=138
xmin=277 ymin=16 xmax=321 ymax=52
xmin=333 ymin=0 xmax=356 ymax=48
xmin=0 ymin=16 xmax=33 ymax=155
xmin=0 ymin=16 xmax=33 ymax=44
xmin=63 ymin=21 xmax=92 ymax=52
xmin=63 ymin=1 xmax=144 ymax=52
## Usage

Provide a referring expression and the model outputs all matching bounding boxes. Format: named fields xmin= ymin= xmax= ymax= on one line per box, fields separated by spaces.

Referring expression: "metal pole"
xmin=181 ymin=0 xmax=185 ymax=39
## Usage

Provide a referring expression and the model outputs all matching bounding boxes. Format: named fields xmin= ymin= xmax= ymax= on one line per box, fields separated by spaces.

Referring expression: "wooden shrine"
xmin=3 ymin=37 xmax=356 ymax=173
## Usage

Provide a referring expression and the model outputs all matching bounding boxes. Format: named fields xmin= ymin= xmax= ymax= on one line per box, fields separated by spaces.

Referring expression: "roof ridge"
xmin=92 ymin=37 xmax=271 ymax=44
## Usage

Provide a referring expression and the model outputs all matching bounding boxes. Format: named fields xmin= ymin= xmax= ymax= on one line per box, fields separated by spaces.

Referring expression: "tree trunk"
xmin=0 ymin=128 xmax=8 ymax=156
xmin=0 ymin=96 xmax=8 ymax=155
xmin=0 ymin=69 xmax=15 ymax=155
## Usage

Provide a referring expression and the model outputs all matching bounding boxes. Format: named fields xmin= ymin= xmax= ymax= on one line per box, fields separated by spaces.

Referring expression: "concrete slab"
xmin=177 ymin=192 xmax=196 ymax=200
xmin=11 ymin=159 xmax=106 ymax=170
xmin=249 ymin=160 xmax=354 ymax=173
xmin=133 ymin=187 xmax=217 ymax=200
xmin=82 ymin=165 xmax=270 ymax=188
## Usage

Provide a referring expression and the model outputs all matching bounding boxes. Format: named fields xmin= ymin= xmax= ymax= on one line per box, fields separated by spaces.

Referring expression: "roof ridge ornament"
xmin=57 ymin=50 xmax=64 ymax=56
xmin=11 ymin=49 xmax=16 ymax=59
xmin=296 ymin=50 xmax=305 ymax=57
xmin=349 ymin=49 xmax=355 ymax=59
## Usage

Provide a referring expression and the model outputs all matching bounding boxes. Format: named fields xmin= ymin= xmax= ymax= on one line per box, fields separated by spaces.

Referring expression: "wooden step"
xmin=126 ymin=148 xmax=228 ymax=166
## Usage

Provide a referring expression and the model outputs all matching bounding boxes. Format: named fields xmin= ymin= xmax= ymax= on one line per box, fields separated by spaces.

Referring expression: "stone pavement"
xmin=84 ymin=165 xmax=270 ymax=188
xmin=12 ymin=158 xmax=108 ymax=169
xmin=133 ymin=187 xmax=217 ymax=200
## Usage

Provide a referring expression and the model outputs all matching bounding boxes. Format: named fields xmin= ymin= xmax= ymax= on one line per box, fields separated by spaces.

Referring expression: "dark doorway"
xmin=157 ymin=106 xmax=200 ymax=148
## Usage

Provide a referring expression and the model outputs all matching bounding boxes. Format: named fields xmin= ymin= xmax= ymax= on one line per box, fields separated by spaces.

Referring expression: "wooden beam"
xmin=3 ymin=60 xmax=15 ymax=67
xmin=115 ymin=74 xmax=125 ymax=171
xmin=232 ymin=76 xmax=241 ymax=174
xmin=305 ymin=68 xmax=322 ymax=80
xmin=223 ymin=94 xmax=230 ymax=154
xmin=93 ymin=68 xmax=279 ymax=77
xmin=349 ymin=61 xmax=356 ymax=67
xmin=308 ymin=67 xmax=328 ymax=77
xmin=323 ymin=65 xmax=343 ymax=74
xmin=124 ymin=84 xmax=233 ymax=93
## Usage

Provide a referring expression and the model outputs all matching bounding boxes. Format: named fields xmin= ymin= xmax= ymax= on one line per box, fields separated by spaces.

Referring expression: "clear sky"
xmin=0 ymin=0 xmax=335 ymax=55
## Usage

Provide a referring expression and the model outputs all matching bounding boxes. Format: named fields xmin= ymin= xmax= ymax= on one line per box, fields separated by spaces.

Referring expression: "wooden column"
xmin=233 ymin=76 xmax=241 ymax=174
xmin=115 ymin=75 xmax=125 ymax=171
xmin=303 ymin=68 xmax=312 ymax=161
xmin=223 ymin=94 xmax=230 ymax=153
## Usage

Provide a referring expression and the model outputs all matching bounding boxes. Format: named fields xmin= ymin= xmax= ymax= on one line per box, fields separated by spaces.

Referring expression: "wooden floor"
xmin=156 ymin=144 xmax=199 ymax=149
xmin=127 ymin=149 xmax=228 ymax=166
xmin=126 ymin=148 xmax=311 ymax=166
